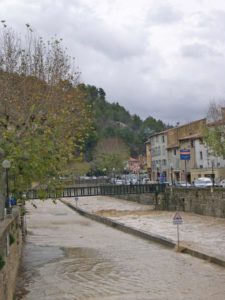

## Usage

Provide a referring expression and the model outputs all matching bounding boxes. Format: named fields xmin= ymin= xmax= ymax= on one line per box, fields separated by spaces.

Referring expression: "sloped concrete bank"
xmin=62 ymin=200 xmax=225 ymax=268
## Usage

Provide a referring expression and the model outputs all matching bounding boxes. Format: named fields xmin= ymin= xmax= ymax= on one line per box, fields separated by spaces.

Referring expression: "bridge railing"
xmin=27 ymin=184 xmax=166 ymax=199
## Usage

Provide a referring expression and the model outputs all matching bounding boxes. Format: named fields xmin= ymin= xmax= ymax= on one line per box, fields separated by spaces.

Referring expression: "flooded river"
xmin=15 ymin=200 xmax=225 ymax=300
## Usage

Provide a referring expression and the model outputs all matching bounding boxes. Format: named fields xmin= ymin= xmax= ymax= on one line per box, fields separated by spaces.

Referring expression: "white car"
xmin=115 ymin=179 xmax=124 ymax=185
xmin=219 ymin=179 xmax=225 ymax=188
xmin=194 ymin=177 xmax=212 ymax=188
xmin=175 ymin=181 xmax=191 ymax=187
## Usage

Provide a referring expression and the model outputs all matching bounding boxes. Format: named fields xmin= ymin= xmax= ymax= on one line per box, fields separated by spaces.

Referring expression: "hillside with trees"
xmin=79 ymin=84 xmax=171 ymax=165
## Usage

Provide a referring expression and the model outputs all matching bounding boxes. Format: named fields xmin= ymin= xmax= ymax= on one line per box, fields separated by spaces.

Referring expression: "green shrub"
xmin=9 ymin=233 xmax=15 ymax=245
xmin=0 ymin=255 xmax=5 ymax=270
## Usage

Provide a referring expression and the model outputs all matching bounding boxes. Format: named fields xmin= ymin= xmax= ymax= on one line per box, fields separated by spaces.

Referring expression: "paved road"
xmin=15 ymin=199 xmax=225 ymax=300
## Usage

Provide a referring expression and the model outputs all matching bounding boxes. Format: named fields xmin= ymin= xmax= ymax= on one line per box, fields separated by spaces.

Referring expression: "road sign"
xmin=173 ymin=211 xmax=183 ymax=249
xmin=173 ymin=211 xmax=183 ymax=225
xmin=180 ymin=149 xmax=190 ymax=160
xmin=75 ymin=196 xmax=79 ymax=207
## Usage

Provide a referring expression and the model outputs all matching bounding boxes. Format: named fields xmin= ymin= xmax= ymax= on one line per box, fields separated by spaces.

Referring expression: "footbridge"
xmin=27 ymin=183 xmax=166 ymax=199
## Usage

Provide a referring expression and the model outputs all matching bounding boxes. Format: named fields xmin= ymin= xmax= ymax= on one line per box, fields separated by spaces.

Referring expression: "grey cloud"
xmin=185 ymin=9 xmax=225 ymax=45
xmin=73 ymin=20 xmax=148 ymax=60
xmin=181 ymin=43 xmax=222 ymax=59
xmin=2 ymin=0 xmax=225 ymax=126
xmin=146 ymin=3 xmax=182 ymax=26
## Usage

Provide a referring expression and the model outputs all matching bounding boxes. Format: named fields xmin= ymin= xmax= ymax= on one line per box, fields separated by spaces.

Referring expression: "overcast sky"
xmin=1 ymin=0 xmax=225 ymax=125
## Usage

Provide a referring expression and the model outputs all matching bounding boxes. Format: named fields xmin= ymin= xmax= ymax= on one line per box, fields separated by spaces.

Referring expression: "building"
xmin=146 ymin=117 xmax=225 ymax=184
xmin=167 ymin=119 xmax=206 ymax=183
xmin=146 ymin=130 xmax=168 ymax=182
xmin=127 ymin=157 xmax=141 ymax=174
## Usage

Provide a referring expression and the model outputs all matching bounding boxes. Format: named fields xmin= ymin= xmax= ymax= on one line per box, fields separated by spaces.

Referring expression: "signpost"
xmin=173 ymin=211 xmax=183 ymax=249
xmin=180 ymin=149 xmax=191 ymax=187
xmin=180 ymin=149 xmax=191 ymax=160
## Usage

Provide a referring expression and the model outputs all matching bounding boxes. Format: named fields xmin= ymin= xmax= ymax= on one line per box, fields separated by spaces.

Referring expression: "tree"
xmin=204 ymin=102 xmax=225 ymax=158
xmin=92 ymin=137 xmax=130 ymax=174
xmin=0 ymin=23 xmax=93 ymax=198
xmin=131 ymin=114 xmax=142 ymax=130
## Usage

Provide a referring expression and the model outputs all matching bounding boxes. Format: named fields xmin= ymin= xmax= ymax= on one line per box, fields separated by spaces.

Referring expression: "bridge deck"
xmin=28 ymin=184 xmax=166 ymax=199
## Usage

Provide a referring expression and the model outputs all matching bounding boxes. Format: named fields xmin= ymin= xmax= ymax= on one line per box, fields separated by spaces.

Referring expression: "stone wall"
xmin=111 ymin=187 xmax=225 ymax=218
xmin=110 ymin=193 xmax=156 ymax=205
xmin=161 ymin=187 xmax=225 ymax=218
xmin=0 ymin=208 xmax=23 ymax=300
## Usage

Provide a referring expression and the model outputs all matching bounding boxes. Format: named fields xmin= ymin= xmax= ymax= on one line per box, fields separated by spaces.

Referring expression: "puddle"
xmin=15 ymin=243 xmax=64 ymax=299
xmin=64 ymin=247 xmax=100 ymax=259
xmin=22 ymin=243 xmax=64 ymax=268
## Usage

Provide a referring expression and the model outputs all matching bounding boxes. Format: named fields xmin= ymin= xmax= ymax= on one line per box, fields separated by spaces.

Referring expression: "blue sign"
xmin=159 ymin=172 xmax=166 ymax=183
xmin=180 ymin=149 xmax=190 ymax=160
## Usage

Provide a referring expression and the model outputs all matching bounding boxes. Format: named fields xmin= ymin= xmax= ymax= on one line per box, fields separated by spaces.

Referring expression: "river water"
xmin=15 ymin=199 xmax=225 ymax=300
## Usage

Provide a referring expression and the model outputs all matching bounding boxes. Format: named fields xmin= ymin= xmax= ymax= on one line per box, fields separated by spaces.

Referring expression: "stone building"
xmin=146 ymin=117 xmax=225 ymax=184
xmin=146 ymin=130 xmax=168 ymax=182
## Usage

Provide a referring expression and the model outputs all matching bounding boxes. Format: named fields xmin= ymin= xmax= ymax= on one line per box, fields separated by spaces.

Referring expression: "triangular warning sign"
xmin=173 ymin=211 xmax=182 ymax=220
xmin=173 ymin=212 xmax=183 ymax=224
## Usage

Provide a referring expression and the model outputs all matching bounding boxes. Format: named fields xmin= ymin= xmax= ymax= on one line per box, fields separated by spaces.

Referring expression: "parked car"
xmin=163 ymin=181 xmax=172 ymax=186
xmin=174 ymin=181 xmax=191 ymax=187
xmin=219 ymin=179 xmax=225 ymax=188
xmin=194 ymin=177 xmax=212 ymax=188
xmin=141 ymin=178 xmax=151 ymax=184
xmin=115 ymin=179 xmax=124 ymax=185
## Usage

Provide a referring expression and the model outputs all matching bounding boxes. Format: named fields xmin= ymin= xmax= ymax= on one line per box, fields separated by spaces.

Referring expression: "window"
xmin=173 ymin=149 xmax=177 ymax=156
xmin=162 ymin=135 xmax=165 ymax=143
xmin=200 ymin=151 xmax=203 ymax=160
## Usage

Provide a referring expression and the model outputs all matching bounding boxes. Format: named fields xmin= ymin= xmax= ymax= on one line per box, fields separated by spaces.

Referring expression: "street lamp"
xmin=170 ymin=163 xmax=173 ymax=185
xmin=156 ymin=163 xmax=159 ymax=184
xmin=2 ymin=159 xmax=11 ymax=213
xmin=211 ymin=160 xmax=215 ymax=187
xmin=124 ymin=166 xmax=127 ymax=184
xmin=112 ymin=168 xmax=115 ymax=184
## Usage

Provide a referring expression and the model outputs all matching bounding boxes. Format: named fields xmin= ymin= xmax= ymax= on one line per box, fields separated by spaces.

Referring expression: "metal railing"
xmin=27 ymin=183 xmax=166 ymax=199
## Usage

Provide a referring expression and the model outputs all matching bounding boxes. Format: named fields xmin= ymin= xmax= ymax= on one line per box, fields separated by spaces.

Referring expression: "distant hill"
xmin=79 ymin=84 xmax=171 ymax=159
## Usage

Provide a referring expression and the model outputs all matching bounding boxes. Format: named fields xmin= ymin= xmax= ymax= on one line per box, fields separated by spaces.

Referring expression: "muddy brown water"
xmin=15 ymin=200 xmax=225 ymax=300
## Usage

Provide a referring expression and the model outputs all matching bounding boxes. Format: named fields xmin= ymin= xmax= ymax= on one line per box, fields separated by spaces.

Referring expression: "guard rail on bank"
xmin=27 ymin=183 xmax=166 ymax=199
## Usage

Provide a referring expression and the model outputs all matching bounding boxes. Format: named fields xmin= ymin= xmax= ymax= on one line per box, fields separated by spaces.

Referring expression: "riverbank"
xmin=62 ymin=196 xmax=225 ymax=267
xmin=15 ymin=199 xmax=225 ymax=300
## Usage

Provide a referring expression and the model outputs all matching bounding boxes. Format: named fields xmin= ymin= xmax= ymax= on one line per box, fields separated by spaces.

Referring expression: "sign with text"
xmin=180 ymin=149 xmax=191 ymax=160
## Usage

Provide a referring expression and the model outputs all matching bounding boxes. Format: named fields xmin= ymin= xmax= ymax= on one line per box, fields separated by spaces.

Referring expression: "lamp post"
xmin=124 ymin=167 xmax=127 ymax=184
xmin=211 ymin=160 xmax=215 ymax=187
xmin=2 ymin=159 xmax=11 ymax=214
xmin=170 ymin=163 xmax=173 ymax=185
xmin=156 ymin=163 xmax=159 ymax=184
xmin=102 ymin=168 xmax=107 ymax=184
xmin=112 ymin=167 xmax=115 ymax=184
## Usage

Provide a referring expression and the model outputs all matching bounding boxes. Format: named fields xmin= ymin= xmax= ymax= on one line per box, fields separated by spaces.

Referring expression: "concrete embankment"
xmin=62 ymin=199 xmax=225 ymax=268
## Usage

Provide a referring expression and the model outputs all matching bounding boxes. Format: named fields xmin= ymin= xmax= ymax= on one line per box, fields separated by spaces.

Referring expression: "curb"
xmin=62 ymin=200 xmax=225 ymax=268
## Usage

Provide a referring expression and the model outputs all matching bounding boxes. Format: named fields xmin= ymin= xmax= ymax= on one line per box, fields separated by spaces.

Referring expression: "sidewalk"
xmin=63 ymin=196 xmax=225 ymax=265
